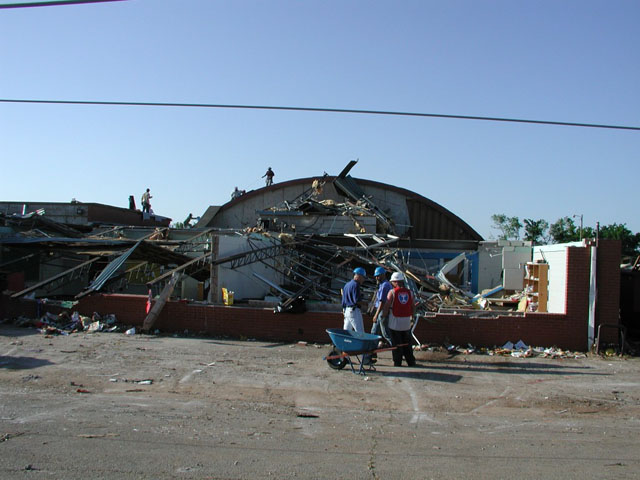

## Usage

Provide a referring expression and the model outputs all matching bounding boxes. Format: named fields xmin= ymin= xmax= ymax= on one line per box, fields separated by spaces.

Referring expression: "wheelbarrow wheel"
xmin=327 ymin=348 xmax=347 ymax=370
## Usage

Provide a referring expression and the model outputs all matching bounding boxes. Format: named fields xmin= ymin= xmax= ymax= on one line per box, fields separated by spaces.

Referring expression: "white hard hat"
xmin=390 ymin=272 xmax=405 ymax=282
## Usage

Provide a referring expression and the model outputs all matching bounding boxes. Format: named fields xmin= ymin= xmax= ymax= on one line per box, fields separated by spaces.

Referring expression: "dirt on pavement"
xmin=1 ymin=324 xmax=639 ymax=479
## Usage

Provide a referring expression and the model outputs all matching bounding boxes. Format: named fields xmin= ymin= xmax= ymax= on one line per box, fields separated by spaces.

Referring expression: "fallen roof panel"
xmin=75 ymin=240 xmax=143 ymax=298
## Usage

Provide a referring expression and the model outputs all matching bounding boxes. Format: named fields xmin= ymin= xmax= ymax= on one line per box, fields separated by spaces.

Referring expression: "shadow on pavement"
xmin=0 ymin=325 xmax=41 ymax=338
xmin=0 ymin=356 xmax=54 ymax=370
xmin=204 ymin=340 xmax=286 ymax=349
xmin=421 ymin=360 xmax=608 ymax=376
xmin=379 ymin=364 xmax=463 ymax=383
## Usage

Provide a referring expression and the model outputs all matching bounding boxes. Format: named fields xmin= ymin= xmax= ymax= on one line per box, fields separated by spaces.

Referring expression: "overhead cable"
xmin=0 ymin=98 xmax=638 ymax=131
xmin=0 ymin=0 xmax=125 ymax=8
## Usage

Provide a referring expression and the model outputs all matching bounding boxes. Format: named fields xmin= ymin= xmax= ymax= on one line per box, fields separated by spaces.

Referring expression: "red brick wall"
xmin=1 ymin=242 xmax=621 ymax=351
xmin=594 ymin=239 xmax=622 ymax=343
xmin=1 ymin=296 xmax=39 ymax=319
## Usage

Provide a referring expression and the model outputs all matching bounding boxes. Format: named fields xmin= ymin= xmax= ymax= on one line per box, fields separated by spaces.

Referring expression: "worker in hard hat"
xmin=362 ymin=266 xmax=394 ymax=365
xmin=382 ymin=272 xmax=416 ymax=367
xmin=371 ymin=266 xmax=393 ymax=346
xmin=341 ymin=267 xmax=367 ymax=333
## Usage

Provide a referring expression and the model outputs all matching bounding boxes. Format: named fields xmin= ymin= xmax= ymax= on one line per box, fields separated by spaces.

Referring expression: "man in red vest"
xmin=382 ymin=272 xmax=416 ymax=367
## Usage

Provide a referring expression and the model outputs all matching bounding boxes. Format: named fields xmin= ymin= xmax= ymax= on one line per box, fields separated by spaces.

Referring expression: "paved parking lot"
xmin=1 ymin=324 xmax=639 ymax=479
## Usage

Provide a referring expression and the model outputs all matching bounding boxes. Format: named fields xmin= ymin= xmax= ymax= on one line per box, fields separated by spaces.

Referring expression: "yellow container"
xmin=222 ymin=288 xmax=234 ymax=306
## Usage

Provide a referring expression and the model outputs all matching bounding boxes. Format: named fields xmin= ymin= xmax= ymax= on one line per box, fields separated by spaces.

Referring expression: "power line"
xmin=0 ymin=0 xmax=126 ymax=9
xmin=1 ymin=97 xmax=638 ymax=131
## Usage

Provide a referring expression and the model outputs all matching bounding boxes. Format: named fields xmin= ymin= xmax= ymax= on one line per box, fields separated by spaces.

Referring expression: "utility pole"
xmin=573 ymin=214 xmax=583 ymax=240
xmin=208 ymin=234 xmax=220 ymax=303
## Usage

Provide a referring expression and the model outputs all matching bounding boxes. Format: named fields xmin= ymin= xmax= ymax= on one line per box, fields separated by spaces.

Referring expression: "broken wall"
xmin=500 ymin=240 xmax=533 ymax=290
xmin=212 ymin=183 xmax=312 ymax=230
xmin=214 ymin=234 xmax=282 ymax=302
xmin=0 ymin=201 xmax=171 ymax=228
xmin=476 ymin=242 xmax=506 ymax=292
xmin=0 ymin=202 xmax=89 ymax=226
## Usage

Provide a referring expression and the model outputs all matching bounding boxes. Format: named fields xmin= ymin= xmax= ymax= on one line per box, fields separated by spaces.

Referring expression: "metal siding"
xmin=405 ymin=198 xmax=479 ymax=241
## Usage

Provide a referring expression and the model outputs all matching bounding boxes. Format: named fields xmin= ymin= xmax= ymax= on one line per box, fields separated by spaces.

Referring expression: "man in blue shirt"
xmin=342 ymin=267 xmax=366 ymax=333
xmin=370 ymin=267 xmax=393 ymax=345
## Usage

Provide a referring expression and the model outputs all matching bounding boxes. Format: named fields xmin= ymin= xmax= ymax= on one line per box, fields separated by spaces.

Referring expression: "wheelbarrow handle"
xmin=324 ymin=344 xmax=408 ymax=360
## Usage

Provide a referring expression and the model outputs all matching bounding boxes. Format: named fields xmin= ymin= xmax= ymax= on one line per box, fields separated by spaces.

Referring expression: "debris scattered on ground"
xmin=77 ymin=433 xmax=120 ymax=438
xmin=5 ymin=311 xmax=134 ymax=336
xmin=414 ymin=340 xmax=588 ymax=359
xmin=0 ymin=432 xmax=25 ymax=443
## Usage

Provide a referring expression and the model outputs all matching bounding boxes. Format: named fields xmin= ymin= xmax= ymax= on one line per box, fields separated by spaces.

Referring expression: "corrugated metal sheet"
xmin=406 ymin=199 xmax=482 ymax=241
xmin=81 ymin=240 xmax=142 ymax=294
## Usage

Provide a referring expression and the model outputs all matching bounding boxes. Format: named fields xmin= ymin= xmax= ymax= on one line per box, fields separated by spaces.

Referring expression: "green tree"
xmin=523 ymin=218 xmax=549 ymax=245
xmin=581 ymin=226 xmax=595 ymax=239
xmin=599 ymin=223 xmax=640 ymax=257
xmin=171 ymin=222 xmax=185 ymax=229
xmin=549 ymin=217 xmax=579 ymax=243
xmin=491 ymin=214 xmax=522 ymax=240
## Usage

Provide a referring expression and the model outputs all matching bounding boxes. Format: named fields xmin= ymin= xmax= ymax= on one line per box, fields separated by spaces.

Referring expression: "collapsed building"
xmin=0 ymin=161 xmax=628 ymax=352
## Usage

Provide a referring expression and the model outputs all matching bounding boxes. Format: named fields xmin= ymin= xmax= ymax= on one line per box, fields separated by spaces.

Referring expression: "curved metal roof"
xmin=199 ymin=176 xmax=483 ymax=241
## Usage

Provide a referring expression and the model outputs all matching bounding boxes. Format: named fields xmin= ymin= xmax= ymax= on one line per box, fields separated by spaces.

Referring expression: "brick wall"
xmin=1 ymin=241 xmax=621 ymax=351
xmin=594 ymin=239 xmax=622 ymax=343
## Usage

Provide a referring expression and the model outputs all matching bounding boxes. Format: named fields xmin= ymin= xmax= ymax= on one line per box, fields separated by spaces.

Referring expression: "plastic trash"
xmin=125 ymin=327 xmax=136 ymax=335
xmin=86 ymin=321 xmax=103 ymax=333
xmin=514 ymin=340 xmax=528 ymax=350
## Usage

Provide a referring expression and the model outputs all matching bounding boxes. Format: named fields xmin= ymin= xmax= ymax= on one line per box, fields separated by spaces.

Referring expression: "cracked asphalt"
xmin=1 ymin=324 xmax=639 ymax=479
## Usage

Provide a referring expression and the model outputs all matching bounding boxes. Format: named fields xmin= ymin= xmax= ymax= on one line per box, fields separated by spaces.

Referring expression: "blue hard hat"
xmin=374 ymin=266 xmax=386 ymax=277
xmin=353 ymin=267 xmax=366 ymax=277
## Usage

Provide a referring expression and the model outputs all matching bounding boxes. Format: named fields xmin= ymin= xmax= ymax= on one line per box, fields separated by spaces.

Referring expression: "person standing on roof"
xmin=341 ymin=267 xmax=367 ymax=333
xmin=231 ymin=186 xmax=242 ymax=199
xmin=141 ymin=188 xmax=152 ymax=214
xmin=370 ymin=267 xmax=393 ymax=346
xmin=262 ymin=167 xmax=275 ymax=186
xmin=382 ymin=272 xmax=416 ymax=367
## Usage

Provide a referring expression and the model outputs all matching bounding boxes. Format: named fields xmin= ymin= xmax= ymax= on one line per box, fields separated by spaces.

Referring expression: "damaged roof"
xmin=195 ymin=171 xmax=482 ymax=241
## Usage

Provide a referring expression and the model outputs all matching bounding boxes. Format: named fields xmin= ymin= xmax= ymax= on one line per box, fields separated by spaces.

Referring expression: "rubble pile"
xmin=1 ymin=161 xmax=534 ymax=321
xmin=3 ymin=311 xmax=128 ymax=336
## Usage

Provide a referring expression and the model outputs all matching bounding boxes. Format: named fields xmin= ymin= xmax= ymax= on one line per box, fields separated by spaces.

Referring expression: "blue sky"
xmin=2 ymin=0 xmax=638 ymax=238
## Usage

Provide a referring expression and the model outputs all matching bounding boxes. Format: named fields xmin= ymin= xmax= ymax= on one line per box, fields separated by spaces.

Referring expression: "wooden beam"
xmin=142 ymin=272 xmax=181 ymax=332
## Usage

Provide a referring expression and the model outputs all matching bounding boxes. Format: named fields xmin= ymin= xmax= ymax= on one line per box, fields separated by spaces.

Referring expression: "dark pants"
xmin=390 ymin=329 xmax=415 ymax=367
